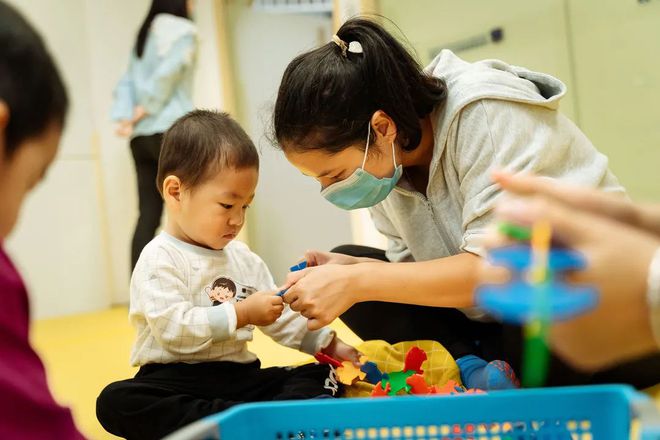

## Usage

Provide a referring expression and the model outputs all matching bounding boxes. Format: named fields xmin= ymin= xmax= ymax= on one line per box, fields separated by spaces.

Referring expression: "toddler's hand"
xmin=322 ymin=336 xmax=362 ymax=366
xmin=236 ymin=291 xmax=284 ymax=327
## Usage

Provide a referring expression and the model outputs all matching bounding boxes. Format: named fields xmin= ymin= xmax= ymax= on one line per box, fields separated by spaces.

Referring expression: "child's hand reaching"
xmin=235 ymin=291 xmax=284 ymax=327
xmin=322 ymin=336 xmax=362 ymax=366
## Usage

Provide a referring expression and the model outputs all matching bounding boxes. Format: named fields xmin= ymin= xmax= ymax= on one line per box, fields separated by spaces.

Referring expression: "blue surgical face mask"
xmin=321 ymin=124 xmax=403 ymax=210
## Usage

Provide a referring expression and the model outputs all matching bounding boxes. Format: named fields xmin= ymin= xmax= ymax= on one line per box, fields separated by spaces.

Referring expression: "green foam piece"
xmin=382 ymin=370 xmax=414 ymax=396
xmin=498 ymin=222 xmax=532 ymax=241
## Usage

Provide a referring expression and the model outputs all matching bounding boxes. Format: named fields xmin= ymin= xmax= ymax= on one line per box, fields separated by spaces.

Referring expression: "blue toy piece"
xmin=477 ymin=245 xmax=598 ymax=323
xmin=360 ymin=361 xmax=383 ymax=385
xmin=488 ymin=245 xmax=587 ymax=273
xmin=276 ymin=261 xmax=309 ymax=296
xmin=289 ymin=261 xmax=308 ymax=272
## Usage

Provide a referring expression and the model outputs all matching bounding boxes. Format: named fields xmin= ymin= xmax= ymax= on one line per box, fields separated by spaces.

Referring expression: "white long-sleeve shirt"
xmin=129 ymin=232 xmax=334 ymax=366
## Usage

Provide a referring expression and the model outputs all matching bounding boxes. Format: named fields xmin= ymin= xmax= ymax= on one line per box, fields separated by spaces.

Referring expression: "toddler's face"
xmin=176 ymin=166 xmax=257 ymax=250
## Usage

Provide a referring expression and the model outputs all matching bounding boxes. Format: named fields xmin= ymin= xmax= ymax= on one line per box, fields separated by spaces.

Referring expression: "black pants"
xmin=334 ymin=244 xmax=660 ymax=388
xmin=130 ymin=134 xmax=164 ymax=270
xmin=96 ymin=361 xmax=338 ymax=440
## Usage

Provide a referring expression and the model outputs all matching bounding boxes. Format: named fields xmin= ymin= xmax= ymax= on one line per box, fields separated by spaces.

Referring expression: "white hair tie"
xmin=348 ymin=41 xmax=363 ymax=54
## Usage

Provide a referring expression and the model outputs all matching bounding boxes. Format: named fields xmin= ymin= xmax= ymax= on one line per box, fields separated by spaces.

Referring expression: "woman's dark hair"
xmin=273 ymin=17 xmax=447 ymax=154
xmin=0 ymin=1 xmax=68 ymax=158
xmin=136 ymin=0 xmax=189 ymax=58
xmin=157 ymin=110 xmax=259 ymax=195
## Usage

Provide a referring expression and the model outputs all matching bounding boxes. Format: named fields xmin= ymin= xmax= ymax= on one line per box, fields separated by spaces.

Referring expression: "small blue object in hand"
xmin=289 ymin=261 xmax=308 ymax=272
xmin=276 ymin=261 xmax=309 ymax=296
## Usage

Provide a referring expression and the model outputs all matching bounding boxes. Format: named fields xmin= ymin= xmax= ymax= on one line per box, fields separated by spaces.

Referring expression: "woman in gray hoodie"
xmin=273 ymin=17 xmax=659 ymax=387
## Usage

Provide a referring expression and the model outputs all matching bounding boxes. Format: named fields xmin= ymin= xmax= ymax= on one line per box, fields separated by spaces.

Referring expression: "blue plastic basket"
xmin=164 ymin=385 xmax=660 ymax=440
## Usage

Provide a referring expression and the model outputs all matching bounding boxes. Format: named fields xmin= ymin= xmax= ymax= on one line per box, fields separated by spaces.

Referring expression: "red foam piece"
xmin=403 ymin=347 xmax=427 ymax=374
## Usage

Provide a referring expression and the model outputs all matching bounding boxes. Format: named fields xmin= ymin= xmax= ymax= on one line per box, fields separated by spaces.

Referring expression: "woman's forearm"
xmin=349 ymin=253 xmax=480 ymax=308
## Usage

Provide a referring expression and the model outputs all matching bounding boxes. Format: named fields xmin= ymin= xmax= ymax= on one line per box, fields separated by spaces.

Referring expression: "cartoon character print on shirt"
xmin=204 ymin=276 xmax=257 ymax=305
xmin=205 ymin=277 xmax=237 ymax=306
xmin=204 ymin=276 xmax=258 ymax=338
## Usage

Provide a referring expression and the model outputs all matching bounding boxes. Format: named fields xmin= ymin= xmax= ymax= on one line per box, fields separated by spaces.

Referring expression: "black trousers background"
xmin=130 ymin=134 xmax=164 ymax=270
xmin=96 ymin=361 xmax=338 ymax=440
xmin=334 ymin=244 xmax=660 ymax=388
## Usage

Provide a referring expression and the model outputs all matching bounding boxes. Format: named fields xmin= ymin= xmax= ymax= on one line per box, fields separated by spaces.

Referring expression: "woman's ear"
xmin=370 ymin=110 xmax=397 ymax=144
xmin=163 ymin=175 xmax=182 ymax=208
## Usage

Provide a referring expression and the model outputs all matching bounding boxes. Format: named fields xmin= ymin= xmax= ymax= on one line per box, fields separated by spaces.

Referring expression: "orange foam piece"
xmin=435 ymin=380 xmax=464 ymax=395
xmin=406 ymin=374 xmax=433 ymax=395
xmin=337 ymin=360 xmax=366 ymax=385
xmin=371 ymin=381 xmax=390 ymax=397
xmin=464 ymin=388 xmax=486 ymax=394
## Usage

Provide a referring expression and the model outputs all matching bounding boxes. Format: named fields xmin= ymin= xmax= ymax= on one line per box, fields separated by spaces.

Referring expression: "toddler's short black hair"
xmin=157 ymin=110 xmax=259 ymax=194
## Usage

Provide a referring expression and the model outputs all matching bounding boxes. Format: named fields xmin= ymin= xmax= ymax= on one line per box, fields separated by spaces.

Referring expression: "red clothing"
xmin=0 ymin=246 xmax=84 ymax=439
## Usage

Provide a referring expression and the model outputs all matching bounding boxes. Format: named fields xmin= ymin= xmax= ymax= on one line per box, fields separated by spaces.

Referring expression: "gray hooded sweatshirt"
xmin=369 ymin=50 xmax=623 ymax=317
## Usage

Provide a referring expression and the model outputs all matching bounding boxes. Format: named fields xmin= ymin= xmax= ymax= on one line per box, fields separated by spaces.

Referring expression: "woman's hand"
xmin=494 ymin=171 xmax=660 ymax=237
xmin=303 ymin=250 xmax=360 ymax=267
xmin=282 ymin=264 xmax=359 ymax=331
xmin=491 ymin=172 xmax=660 ymax=371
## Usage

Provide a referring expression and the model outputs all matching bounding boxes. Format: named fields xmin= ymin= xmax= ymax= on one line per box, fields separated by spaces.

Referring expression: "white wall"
xmin=379 ymin=0 xmax=577 ymax=119
xmin=82 ymin=0 xmax=149 ymax=308
xmin=226 ymin=3 xmax=353 ymax=282
xmin=6 ymin=0 xmax=112 ymax=319
xmin=6 ymin=0 xmax=226 ymax=317
xmin=567 ymin=0 xmax=660 ymax=201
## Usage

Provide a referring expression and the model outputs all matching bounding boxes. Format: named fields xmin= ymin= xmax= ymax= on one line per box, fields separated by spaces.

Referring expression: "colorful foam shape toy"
xmin=477 ymin=245 xmax=598 ymax=323
xmin=337 ymin=361 xmax=366 ymax=385
xmin=381 ymin=371 xmax=414 ymax=396
xmin=406 ymin=374 xmax=436 ymax=395
xmin=371 ymin=381 xmax=391 ymax=397
xmin=403 ymin=346 xmax=427 ymax=374
xmin=360 ymin=361 xmax=383 ymax=385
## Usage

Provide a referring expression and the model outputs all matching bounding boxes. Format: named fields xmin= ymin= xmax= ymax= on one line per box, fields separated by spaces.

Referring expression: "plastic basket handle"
xmin=631 ymin=393 xmax=660 ymax=440
xmin=162 ymin=418 xmax=220 ymax=440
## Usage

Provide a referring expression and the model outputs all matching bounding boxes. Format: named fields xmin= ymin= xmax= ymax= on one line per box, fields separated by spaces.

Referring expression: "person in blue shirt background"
xmin=111 ymin=0 xmax=197 ymax=269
